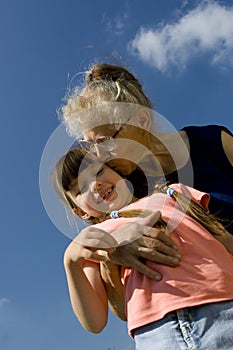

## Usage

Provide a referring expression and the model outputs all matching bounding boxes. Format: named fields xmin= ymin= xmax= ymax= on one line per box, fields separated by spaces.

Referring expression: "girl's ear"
xmin=72 ymin=207 xmax=91 ymax=220
xmin=134 ymin=108 xmax=151 ymax=130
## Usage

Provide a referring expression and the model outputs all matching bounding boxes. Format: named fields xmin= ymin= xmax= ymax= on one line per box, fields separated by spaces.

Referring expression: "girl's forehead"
xmin=80 ymin=160 xmax=104 ymax=174
xmin=69 ymin=162 xmax=103 ymax=195
xmin=78 ymin=150 xmax=104 ymax=169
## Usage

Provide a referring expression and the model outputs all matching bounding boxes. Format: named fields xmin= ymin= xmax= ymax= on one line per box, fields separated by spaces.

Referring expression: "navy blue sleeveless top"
xmin=167 ymin=125 xmax=233 ymax=233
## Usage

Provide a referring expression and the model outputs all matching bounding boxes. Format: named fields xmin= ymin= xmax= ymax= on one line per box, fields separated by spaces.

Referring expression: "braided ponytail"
xmin=153 ymin=184 xmax=228 ymax=237
xmin=89 ymin=207 xmax=167 ymax=230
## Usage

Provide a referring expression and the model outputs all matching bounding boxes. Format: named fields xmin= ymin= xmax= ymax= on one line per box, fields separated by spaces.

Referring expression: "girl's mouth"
xmin=100 ymin=186 xmax=114 ymax=202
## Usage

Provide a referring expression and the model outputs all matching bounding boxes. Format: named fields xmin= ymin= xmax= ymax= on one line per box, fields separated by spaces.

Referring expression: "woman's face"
xmin=83 ymin=123 xmax=151 ymax=176
xmin=68 ymin=162 xmax=133 ymax=218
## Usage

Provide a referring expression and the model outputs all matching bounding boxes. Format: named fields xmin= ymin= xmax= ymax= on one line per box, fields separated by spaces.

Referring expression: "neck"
xmin=148 ymin=131 xmax=190 ymax=175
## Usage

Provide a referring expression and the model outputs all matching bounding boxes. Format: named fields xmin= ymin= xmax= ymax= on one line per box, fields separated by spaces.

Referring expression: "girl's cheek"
xmin=75 ymin=194 xmax=89 ymax=210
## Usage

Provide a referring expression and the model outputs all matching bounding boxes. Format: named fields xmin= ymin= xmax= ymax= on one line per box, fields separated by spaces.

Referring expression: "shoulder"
xmin=170 ymin=183 xmax=210 ymax=209
xmin=182 ymin=125 xmax=233 ymax=163
xmin=221 ymin=130 xmax=233 ymax=166
xmin=181 ymin=124 xmax=232 ymax=139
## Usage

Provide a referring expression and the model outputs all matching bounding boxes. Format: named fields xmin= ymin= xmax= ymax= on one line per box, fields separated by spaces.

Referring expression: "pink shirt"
xmin=94 ymin=184 xmax=233 ymax=335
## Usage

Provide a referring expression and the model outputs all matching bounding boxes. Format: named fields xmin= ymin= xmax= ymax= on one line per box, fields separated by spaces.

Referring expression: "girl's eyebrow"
xmin=69 ymin=162 xmax=103 ymax=196
xmin=73 ymin=189 xmax=81 ymax=197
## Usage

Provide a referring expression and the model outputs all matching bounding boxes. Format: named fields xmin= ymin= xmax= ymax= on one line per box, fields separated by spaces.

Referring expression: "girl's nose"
xmin=95 ymin=182 xmax=102 ymax=191
xmin=91 ymin=181 xmax=102 ymax=193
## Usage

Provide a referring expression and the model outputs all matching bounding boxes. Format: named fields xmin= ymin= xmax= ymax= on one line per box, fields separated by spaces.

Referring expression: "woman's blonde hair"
xmin=59 ymin=63 xmax=153 ymax=136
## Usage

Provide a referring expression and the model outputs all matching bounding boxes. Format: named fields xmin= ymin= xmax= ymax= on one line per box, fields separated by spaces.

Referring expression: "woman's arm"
xmin=100 ymin=257 xmax=126 ymax=321
xmin=63 ymin=241 xmax=108 ymax=333
xmin=221 ymin=130 xmax=233 ymax=166
xmin=212 ymin=229 xmax=233 ymax=256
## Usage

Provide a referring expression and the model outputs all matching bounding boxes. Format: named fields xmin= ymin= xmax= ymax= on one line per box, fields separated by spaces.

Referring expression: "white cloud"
xmin=129 ymin=1 xmax=233 ymax=72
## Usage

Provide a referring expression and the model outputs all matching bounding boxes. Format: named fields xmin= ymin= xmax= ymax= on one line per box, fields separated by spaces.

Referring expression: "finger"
xmin=139 ymin=236 xmax=179 ymax=256
xmin=143 ymin=229 xmax=178 ymax=250
xmin=76 ymin=227 xmax=118 ymax=248
xmin=127 ymin=258 xmax=162 ymax=281
xmin=79 ymin=247 xmax=108 ymax=262
xmin=137 ymin=247 xmax=181 ymax=266
xmin=139 ymin=236 xmax=181 ymax=258
xmin=111 ymin=222 xmax=143 ymax=244
xmin=89 ymin=252 xmax=108 ymax=262
xmin=76 ymin=237 xmax=116 ymax=249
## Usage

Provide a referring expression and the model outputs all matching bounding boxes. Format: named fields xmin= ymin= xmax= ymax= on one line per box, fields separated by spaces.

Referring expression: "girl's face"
xmin=68 ymin=162 xmax=134 ymax=218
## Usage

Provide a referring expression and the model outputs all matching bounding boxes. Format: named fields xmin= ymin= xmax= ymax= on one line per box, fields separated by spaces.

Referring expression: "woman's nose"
xmin=94 ymin=144 xmax=111 ymax=161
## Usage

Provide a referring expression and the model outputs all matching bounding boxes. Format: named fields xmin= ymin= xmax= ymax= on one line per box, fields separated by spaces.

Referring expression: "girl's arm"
xmin=63 ymin=240 xmax=108 ymax=333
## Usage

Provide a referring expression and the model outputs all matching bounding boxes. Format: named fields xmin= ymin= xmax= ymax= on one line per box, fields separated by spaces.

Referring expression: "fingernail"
xmin=154 ymin=275 xmax=162 ymax=281
xmin=172 ymin=258 xmax=179 ymax=264
xmin=175 ymin=253 xmax=181 ymax=259
xmin=172 ymin=245 xmax=178 ymax=250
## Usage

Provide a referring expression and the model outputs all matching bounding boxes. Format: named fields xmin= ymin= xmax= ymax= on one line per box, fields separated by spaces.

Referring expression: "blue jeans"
xmin=133 ymin=300 xmax=233 ymax=350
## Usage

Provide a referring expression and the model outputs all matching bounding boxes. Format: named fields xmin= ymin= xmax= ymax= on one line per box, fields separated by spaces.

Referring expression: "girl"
xmin=53 ymin=147 xmax=233 ymax=350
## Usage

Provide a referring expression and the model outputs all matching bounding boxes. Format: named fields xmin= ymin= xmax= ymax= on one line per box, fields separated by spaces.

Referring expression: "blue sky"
xmin=1 ymin=0 xmax=233 ymax=349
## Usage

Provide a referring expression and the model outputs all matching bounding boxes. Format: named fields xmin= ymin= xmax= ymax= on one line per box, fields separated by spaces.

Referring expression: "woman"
xmin=59 ymin=62 xmax=233 ymax=279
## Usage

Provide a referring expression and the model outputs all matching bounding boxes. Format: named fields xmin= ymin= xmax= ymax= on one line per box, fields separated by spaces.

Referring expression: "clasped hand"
xmin=76 ymin=211 xmax=181 ymax=280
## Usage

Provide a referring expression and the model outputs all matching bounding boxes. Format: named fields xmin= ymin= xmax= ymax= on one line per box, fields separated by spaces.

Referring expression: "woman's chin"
xmin=107 ymin=160 xmax=137 ymax=176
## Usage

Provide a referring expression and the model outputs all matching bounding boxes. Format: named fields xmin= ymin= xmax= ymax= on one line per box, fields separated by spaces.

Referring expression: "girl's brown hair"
xmin=53 ymin=147 xmax=92 ymax=210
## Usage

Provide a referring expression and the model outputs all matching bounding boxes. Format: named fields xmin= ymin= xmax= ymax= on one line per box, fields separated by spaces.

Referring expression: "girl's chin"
xmin=94 ymin=193 xmax=132 ymax=215
xmin=92 ymin=203 xmax=117 ymax=216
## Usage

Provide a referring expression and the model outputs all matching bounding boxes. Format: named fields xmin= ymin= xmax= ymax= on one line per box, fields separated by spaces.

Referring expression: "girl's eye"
xmin=77 ymin=182 xmax=90 ymax=195
xmin=74 ymin=190 xmax=81 ymax=197
xmin=96 ymin=166 xmax=105 ymax=176
xmin=75 ymin=186 xmax=85 ymax=197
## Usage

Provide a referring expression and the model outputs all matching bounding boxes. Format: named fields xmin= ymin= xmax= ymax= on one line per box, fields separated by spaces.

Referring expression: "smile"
xmin=99 ymin=186 xmax=114 ymax=202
